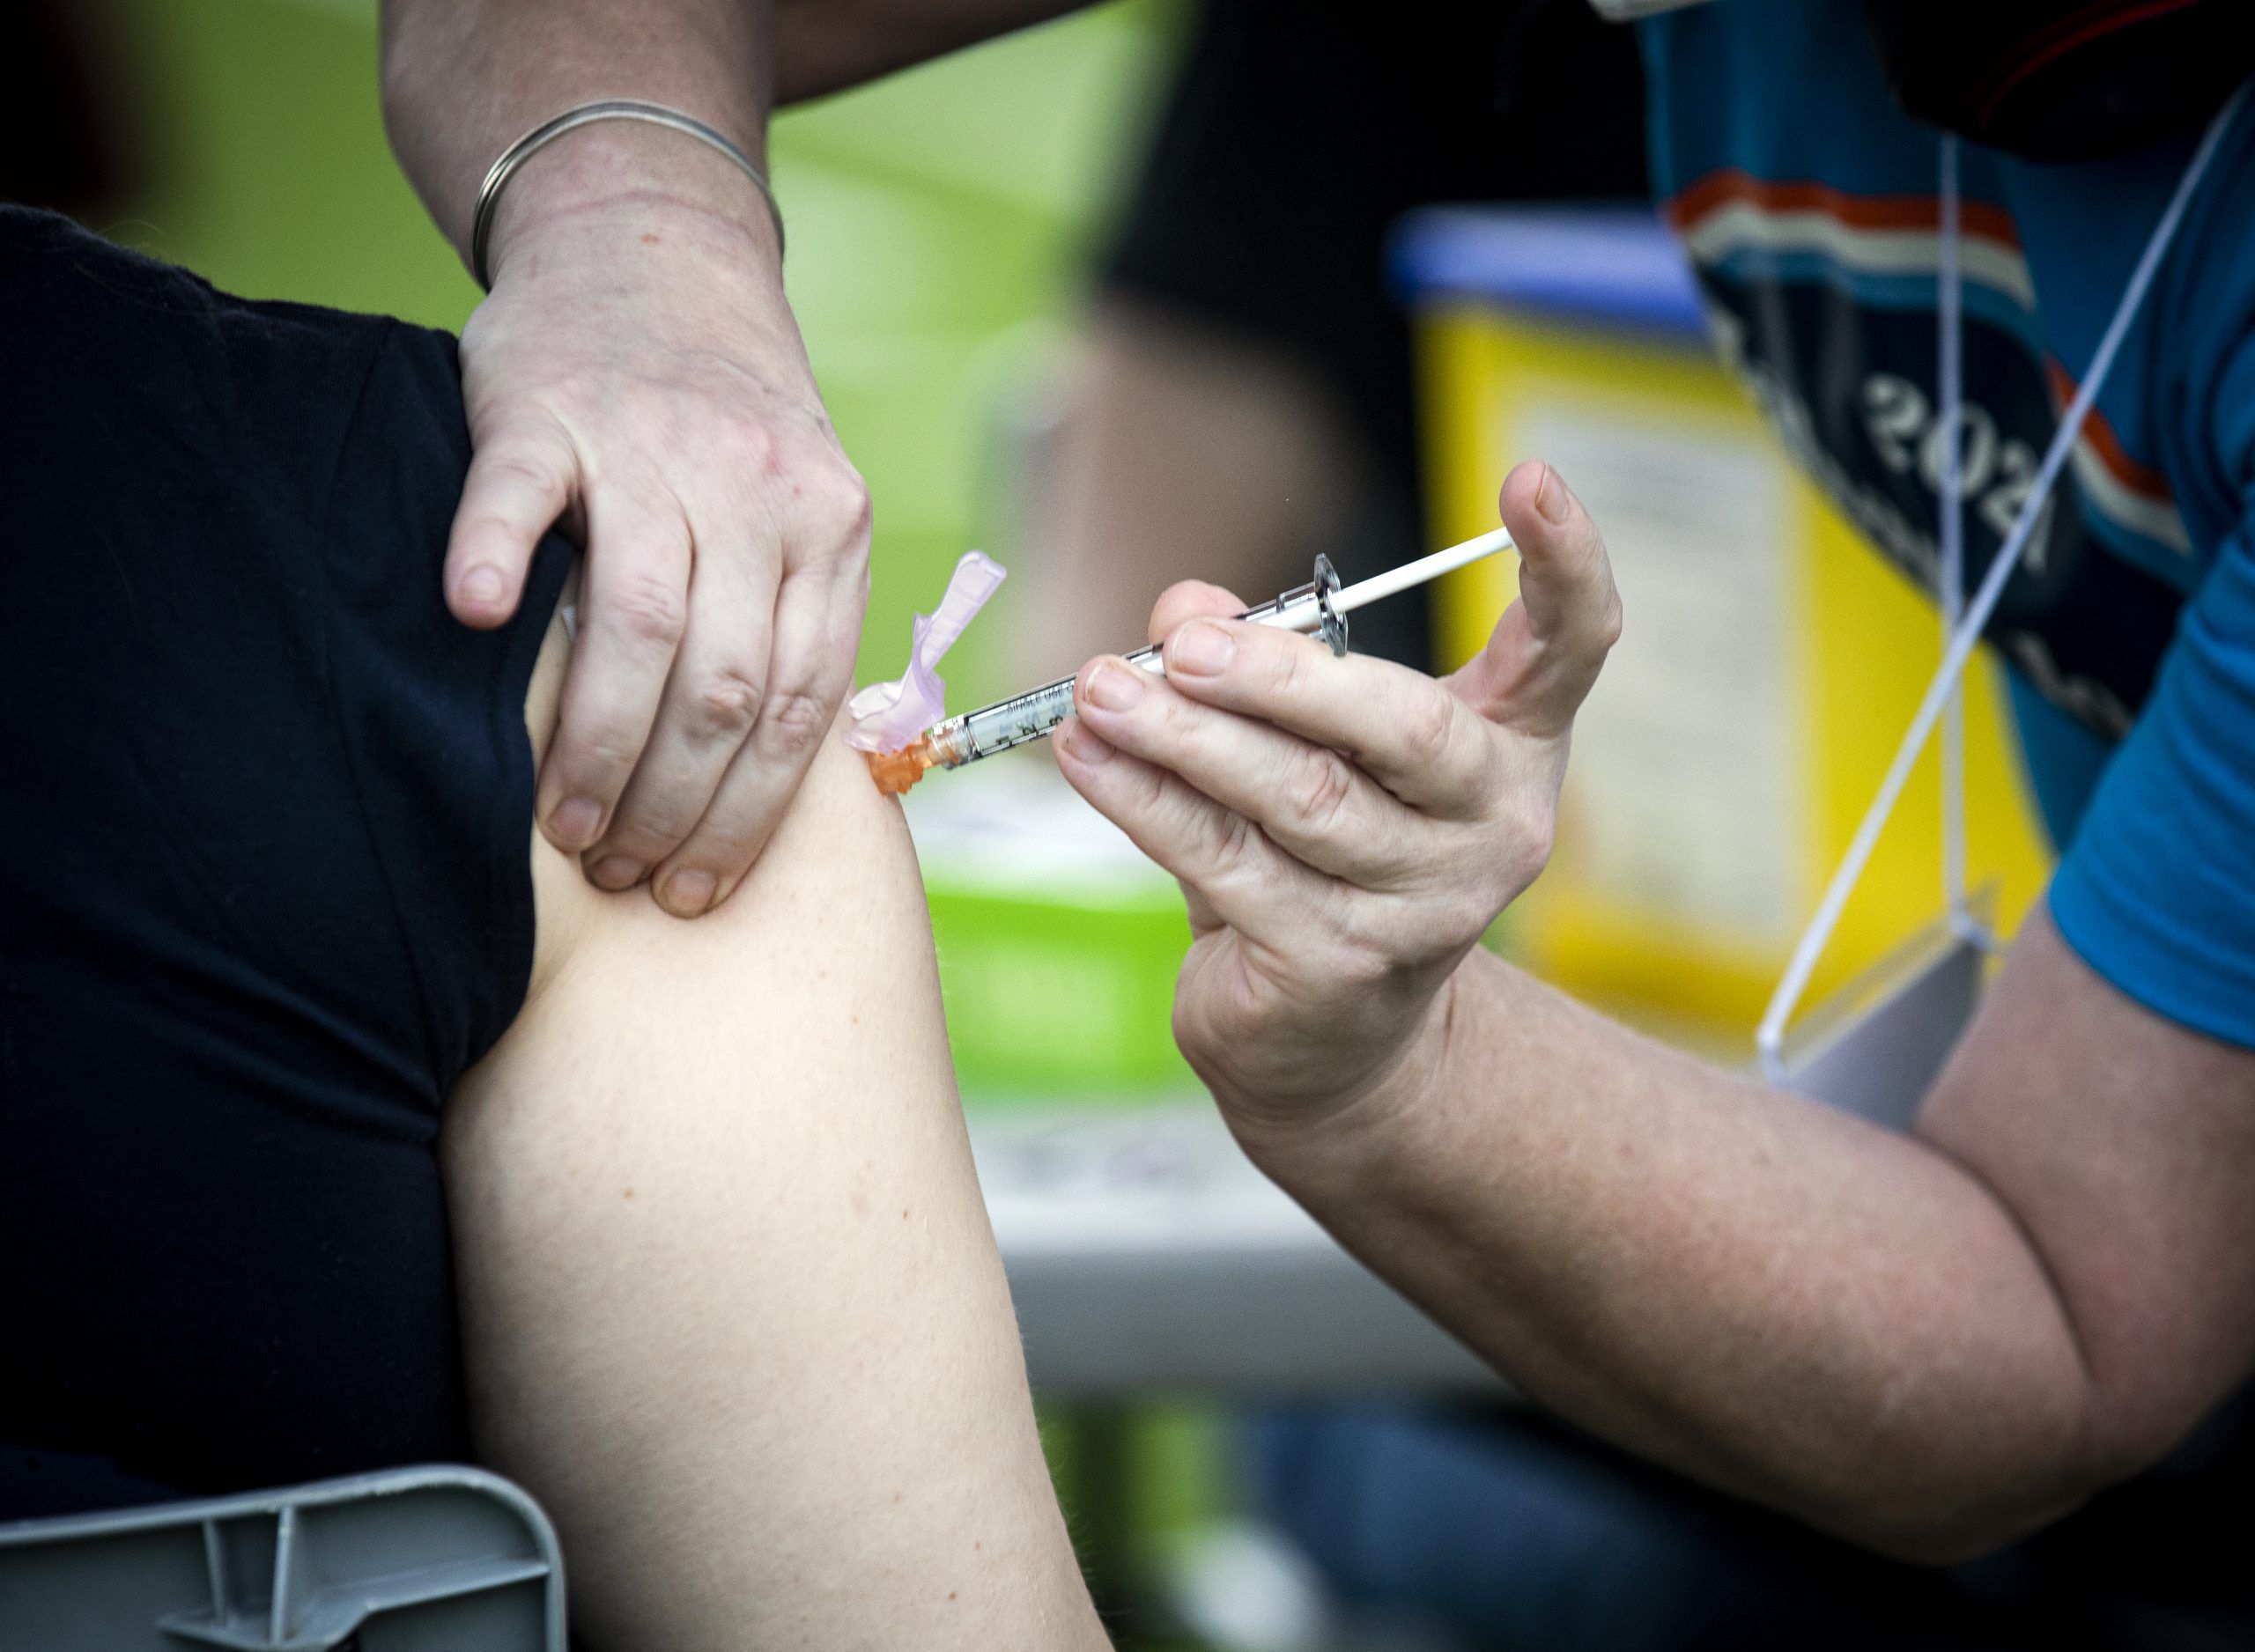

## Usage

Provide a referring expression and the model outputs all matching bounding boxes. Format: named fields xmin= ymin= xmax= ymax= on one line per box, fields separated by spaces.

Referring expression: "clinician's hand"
xmin=1054 ymin=461 xmax=1620 ymax=1137
xmin=447 ymin=139 xmax=872 ymax=918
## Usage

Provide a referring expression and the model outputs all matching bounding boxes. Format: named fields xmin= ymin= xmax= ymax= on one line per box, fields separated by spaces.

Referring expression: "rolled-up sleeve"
xmin=2052 ymin=486 xmax=2255 ymax=1050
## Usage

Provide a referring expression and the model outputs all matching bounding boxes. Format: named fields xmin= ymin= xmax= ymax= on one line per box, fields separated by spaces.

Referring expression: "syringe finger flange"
xmin=1312 ymin=554 xmax=1349 ymax=658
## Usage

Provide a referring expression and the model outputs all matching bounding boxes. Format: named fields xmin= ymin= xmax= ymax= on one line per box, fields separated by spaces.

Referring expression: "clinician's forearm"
xmin=1240 ymin=947 xmax=2102 ymax=1561
xmin=379 ymin=0 xmax=774 ymax=256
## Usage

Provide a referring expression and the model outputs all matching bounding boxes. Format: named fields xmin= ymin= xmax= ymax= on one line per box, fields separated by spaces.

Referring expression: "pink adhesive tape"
xmin=847 ymin=550 xmax=1007 ymax=754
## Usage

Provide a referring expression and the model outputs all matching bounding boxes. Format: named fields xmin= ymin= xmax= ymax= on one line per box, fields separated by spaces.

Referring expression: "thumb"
xmin=447 ymin=417 xmax=579 ymax=629
xmin=1147 ymin=579 xmax=1246 ymax=648
xmin=1449 ymin=461 xmax=1622 ymax=738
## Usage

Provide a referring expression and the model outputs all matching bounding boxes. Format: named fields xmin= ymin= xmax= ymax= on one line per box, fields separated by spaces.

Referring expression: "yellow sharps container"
xmin=1393 ymin=207 xmax=2052 ymax=1047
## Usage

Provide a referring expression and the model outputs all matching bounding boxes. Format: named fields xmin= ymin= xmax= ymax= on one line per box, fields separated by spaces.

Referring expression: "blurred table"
xmin=972 ymin=1103 xmax=1501 ymax=1396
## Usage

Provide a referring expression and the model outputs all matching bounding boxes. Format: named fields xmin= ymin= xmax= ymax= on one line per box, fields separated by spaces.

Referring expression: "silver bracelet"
xmin=469 ymin=98 xmax=784 ymax=289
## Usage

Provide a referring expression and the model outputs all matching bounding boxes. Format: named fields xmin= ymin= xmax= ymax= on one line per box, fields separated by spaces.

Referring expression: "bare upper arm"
xmin=1918 ymin=905 xmax=2255 ymax=1480
xmin=442 ymin=590 xmax=1104 ymax=1649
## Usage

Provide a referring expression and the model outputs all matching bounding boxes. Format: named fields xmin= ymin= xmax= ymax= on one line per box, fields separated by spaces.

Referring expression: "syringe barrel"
xmin=948 ymin=678 xmax=1074 ymax=762
xmin=915 ymin=536 xmax=1508 ymax=779
xmin=933 ymin=645 xmax=1173 ymax=766
xmin=930 ymin=594 xmax=1322 ymax=769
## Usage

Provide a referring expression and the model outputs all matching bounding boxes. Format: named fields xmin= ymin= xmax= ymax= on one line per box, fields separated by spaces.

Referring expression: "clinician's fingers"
xmin=1179 ymin=880 xmax=1224 ymax=938
xmin=583 ymin=500 xmax=780 ymax=895
xmin=647 ymin=547 xmax=860 ymax=915
xmin=1147 ymin=580 xmax=1246 ymax=648
xmin=1451 ymin=461 xmax=1622 ymax=738
xmin=446 ymin=415 xmax=578 ymax=628
xmin=1156 ymin=622 xmax=1499 ymax=820
xmin=536 ymin=483 xmax=693 ymax=855
xmin=1051 ymin=716 xmax=1326 ymax=948
xmin=1069 ymin=653 xmax=1433 ymax=888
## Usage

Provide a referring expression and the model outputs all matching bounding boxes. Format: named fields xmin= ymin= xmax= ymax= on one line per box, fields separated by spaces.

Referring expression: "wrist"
xmin=484 ymin=121 xmax=783 ymax=288
xmin=1222 ymin=964 xmax=1472 ymax=1204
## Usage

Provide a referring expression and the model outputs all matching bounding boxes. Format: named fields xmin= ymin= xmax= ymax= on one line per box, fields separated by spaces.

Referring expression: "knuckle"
xmin=784 ymin=450 xmax=873 ymax=543
xmin=484 ymin=439 xmax=567 ymax=491
xmin=602 ymin=816 xmax=684 ymax=864
xmin=1325 ymin=923 xmax=1398 ymax=992
xmin=1268 ymin=638 xmax=1313 ymax=699
xmin=1589 ymin=585 xmax=1625 ymax=653
xmin=1502 ymin=795 xmax=1556 ymax=888
xmin=553 ymin=730 xmax=640 ymax=791
xmin=720 ymin=413 xmax=777 ymax=471
xmin=606 ymin=572 xmax=688 ymax=649
xmin=455 ymin=511 xmax=529 ymax=555
xmin=1322 ymin=885 xmax=1433 ymax=979
xmin=1445 ymin=735 xmax=1508 ymax=824
xmin=1131 ymin=761 xmax=1173 ymax=821
xmin=760 ymin=689 xmax=831 ymax=744
xmin=691 ymin=668 xmax=764 ymax=740
xmin=1207 ymin=807 xmax=1265 ymax=881
xmin=1443 ymin=885 xmax=1502 ymax=953
xmin=1401 ymin=687 xmax=1457 ymax=771
xmin=1283 ymin=748 xmax=1357 ymax=836
xmin=824 ymin=469 xmax=875 ymax=542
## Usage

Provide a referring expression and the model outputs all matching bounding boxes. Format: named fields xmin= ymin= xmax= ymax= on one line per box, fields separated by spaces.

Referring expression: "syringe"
xmin=865 ymin=527 xmax=1516 ymax=794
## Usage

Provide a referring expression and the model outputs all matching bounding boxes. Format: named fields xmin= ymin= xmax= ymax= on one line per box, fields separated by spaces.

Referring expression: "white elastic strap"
xmin=1756 ymin=88 xmax=2244 ymax=1080
xmin=1937 ymin=135 xmax=1970 ymax=932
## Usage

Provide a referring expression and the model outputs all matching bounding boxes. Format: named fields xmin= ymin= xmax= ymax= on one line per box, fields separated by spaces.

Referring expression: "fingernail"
xmin=1061 ymin=719 xmax=1113 ymax=764
xmin=1084 ymin=662 xmax=1144 ymax=712
xmin=1170 ymin=621 xmax=1235 ymax=677
xmin=662 ymin=869 xmax=716 ymax=915
xmin=588 ymin=855 xmax=644 ymax=891
xmin=460 ymin=565 xmax=506 ymax=607
xmin=551 ymin=796 xmax=604 ymax=850
xmin=1535 ymin=463 xmax=1571 ymax=525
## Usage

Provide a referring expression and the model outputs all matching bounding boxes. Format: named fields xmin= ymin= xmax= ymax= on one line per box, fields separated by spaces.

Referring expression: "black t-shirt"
xmin=0 ymin=209 xmax=567 ymax=1517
